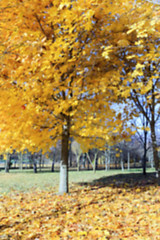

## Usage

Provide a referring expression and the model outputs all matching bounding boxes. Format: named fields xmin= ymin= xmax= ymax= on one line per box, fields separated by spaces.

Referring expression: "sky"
xmin=146 ymin=0 xmax=160 ymax=3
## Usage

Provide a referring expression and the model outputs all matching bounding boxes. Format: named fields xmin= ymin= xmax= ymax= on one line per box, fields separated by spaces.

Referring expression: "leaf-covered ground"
xmin=0 ymin=177 xmax=160 ymax=240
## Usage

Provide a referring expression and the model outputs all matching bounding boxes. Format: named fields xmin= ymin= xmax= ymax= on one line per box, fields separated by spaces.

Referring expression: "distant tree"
xmin=131 ymin=112 xmax=152 ymax=175
xmin=5 ymin=154 xmax=11 ymax=173
xmin=71 ymin=141 xmax=82 ymax=171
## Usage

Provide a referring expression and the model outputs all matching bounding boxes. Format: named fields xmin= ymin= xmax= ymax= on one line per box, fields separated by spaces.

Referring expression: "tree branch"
xmin=34 ymin=14 xmax=48 ymax=39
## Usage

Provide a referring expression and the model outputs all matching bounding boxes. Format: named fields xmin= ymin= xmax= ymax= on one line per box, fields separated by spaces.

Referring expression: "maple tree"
xmin=0 ymin=0 xmax=132 ymax=193
xmin=0 ymin=0 xmax=160 ymax=193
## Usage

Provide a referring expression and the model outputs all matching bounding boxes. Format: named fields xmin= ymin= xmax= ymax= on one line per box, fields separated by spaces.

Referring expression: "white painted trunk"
xmin=59 ymin=162 xmax=68 ymax=194
xmin=58 ymin=122 xmax=69 ymax=194
xmin=121 ymin=156 xmax=124 ymax=171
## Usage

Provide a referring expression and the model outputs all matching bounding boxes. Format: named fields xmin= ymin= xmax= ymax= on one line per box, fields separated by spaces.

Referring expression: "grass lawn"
xmin=0 ymin=167 xmax=155 ymax=194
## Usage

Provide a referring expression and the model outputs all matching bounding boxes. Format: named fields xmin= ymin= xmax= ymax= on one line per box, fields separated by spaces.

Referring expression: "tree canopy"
xmin=0 ymin=0 xmax=160 ymax=192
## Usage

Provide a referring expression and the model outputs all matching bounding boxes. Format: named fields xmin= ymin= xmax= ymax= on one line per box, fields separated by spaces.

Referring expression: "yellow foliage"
xmin=0 ymin=0 xmax=159 ymax=158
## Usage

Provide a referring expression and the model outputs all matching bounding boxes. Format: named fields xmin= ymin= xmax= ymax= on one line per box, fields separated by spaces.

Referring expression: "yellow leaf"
xmin=117 ymin=39 xmax=130 ymax=47
xmin=145 ymin=127 xmax=150 ymax=131
xmin=102 ymin=46 xmax=113 ymax=59
xmin=104 ymin=230 xmax=110 ymax=237
xmin=78 ymin=231 xmax=87 ymax=236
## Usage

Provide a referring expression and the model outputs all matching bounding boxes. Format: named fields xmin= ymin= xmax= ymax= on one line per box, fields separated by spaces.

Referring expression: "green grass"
xmin=0 ymin=168 xmax=155 ymax=194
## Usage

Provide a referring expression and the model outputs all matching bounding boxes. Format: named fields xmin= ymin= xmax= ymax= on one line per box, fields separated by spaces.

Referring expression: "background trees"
xmin=102 ymin=0 xmax=160 ymax=179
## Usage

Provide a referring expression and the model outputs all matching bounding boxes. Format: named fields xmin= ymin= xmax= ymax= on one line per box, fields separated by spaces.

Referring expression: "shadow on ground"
xmin=77 ymin=172 xmax=158 ymax=189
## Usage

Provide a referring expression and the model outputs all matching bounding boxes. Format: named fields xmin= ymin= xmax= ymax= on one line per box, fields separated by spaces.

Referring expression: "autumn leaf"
xmin=0 ymin=182 xmax=160 ymax=239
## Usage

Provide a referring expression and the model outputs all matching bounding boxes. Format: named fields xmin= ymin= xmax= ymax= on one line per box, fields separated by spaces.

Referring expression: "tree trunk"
xmin=5 ymin=154 xmax=10 ymax=173
xmin=149 ymin=85 xmax=160 ymax=181
xmin=39 ymin=153 xmax=42 ymax=172
xmin=127 ymin=152 xmax=130 ymax=170
xmin=151 ymin=125 xmax=159 ymax=170
xmin=142 ymin=131 xmax=147 ymax=175
xmin=108 ymin=147 xmax=111 ymax=170
xmin=105 ymin=150 xmax=108 ymax=170
xmin=51 ymin=152 xmax=55 ymax=172
xmin=33 ymin=158 xmax=37 ymax=173
xmin=77 ymin=155 xmax=81 ymax=171
xmin=93 ymin=152 xmax=98 ymax=173
xmin=95 ymin=154 xmax=98 ymax=170
xmin=87 ymin=157 xmax=89 ymax=170
xmin=82 ymin=153 xmax=86 ymax=169
xmin=150 ymin=123 xmax=159 ymax=184
xmin=142 ymin=155 xmax=147 ymax=175
xmin=121 ymin=154 xmax=124 ymax=171
xmin=51 ymin=161 xmax=54 ymax=172
xmin=59 ymin=122 xmax=70 ymax=194
xmin=42 ymin=157 xmax=45 ymax=168
xmin=31 ymin=154 xmax=37 ymax=173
